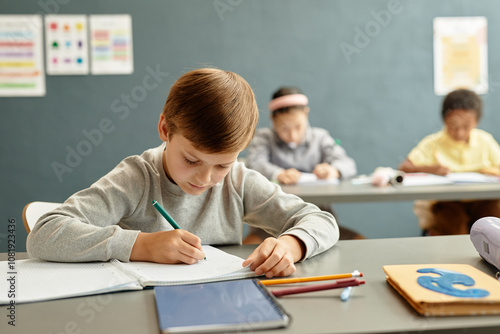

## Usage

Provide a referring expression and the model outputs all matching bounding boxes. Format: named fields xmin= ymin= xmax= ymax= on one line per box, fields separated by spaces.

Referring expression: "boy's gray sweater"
xmin=27 ymin=144 xmax=339 ymax=262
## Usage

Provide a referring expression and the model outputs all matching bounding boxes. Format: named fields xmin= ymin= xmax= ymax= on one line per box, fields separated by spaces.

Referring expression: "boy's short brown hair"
xmin=162 ymin=68 xmax=258 ymax=153
xmin=442 ymin=89 xmax=482 ymax=121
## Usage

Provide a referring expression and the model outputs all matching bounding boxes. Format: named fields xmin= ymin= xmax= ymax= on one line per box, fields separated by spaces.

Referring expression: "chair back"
xmin=22 ymin=201 xmax=61 ymax=233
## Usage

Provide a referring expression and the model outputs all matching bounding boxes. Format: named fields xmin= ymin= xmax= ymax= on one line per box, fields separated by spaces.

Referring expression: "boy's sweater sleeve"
xmin=26 ymin=157 xmax=151 ymax=262
xmin=246 ymin=129 xmax=282 ymax=180
xmin=239 ymin=167 xmax=339 ymax=259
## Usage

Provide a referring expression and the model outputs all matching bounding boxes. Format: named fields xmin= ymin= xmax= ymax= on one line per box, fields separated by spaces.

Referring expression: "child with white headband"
xmin=245 ymin=86 xmax=360 ymax=243
xmin=247 ymin=86 xmax=356 ymax=185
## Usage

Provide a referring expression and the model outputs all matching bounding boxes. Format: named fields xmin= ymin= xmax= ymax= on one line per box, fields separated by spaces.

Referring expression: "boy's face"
xmin=443 ymin=109 xmax=478 ymax=143
xmin=272 ymin=108 xmax=309 ymax=146
xmin=162 ymin=133 xmax=239 ymax=195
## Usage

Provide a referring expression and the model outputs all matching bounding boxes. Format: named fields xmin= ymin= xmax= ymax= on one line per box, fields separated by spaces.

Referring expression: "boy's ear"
xmin=304 ymin=106 xmax=310 ymax=114
xmin=158 ymin=114 xmax=169 ymax=142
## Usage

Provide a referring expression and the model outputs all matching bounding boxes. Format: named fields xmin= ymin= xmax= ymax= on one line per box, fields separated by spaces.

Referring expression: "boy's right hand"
xmin=130 ymin=230 xmax=205 ymax=264
xmin=277 ymin=168 xmax=302 ymax=184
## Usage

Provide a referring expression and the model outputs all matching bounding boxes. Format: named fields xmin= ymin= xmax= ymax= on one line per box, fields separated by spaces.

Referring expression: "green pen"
xmin=152 ymin=200 xmax=206 ymax=260
xmin=152 ymin=200 xmax=181 ymax=229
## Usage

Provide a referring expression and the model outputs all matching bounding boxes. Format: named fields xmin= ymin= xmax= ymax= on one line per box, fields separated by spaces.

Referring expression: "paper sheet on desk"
xmin=402 ymin=172 xmax=500 ymax=186
xmin=402 ymin=173 xmax=453 ymax=186
xmin=297 ymin=172 xmax=339 ymax=185
xmin=350 ymin=175 xmax=372 ymax=185
xmin=446 ymin=172 xmax=500 ymax=183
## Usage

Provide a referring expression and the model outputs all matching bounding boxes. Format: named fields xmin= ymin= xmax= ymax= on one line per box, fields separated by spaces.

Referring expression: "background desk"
xmin=2 ymin=236 xmax=500 ymax=334
xmin=281 ymin=181 xmax=500 ymax=205
xmin=281 ymin=182 xmax=500 ymax=238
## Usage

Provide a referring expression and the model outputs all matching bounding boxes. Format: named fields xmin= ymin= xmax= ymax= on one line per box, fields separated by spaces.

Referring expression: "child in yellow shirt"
xmin=399 ymin=89 xmax=500 ymax=235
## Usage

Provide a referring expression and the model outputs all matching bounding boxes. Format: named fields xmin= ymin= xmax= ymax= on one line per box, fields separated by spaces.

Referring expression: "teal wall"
xmin=2 ymin=0 xmax=500 ymax=251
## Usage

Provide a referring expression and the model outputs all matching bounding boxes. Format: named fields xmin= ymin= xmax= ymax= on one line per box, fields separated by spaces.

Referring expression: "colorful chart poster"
xmin=45 ymin=15 xmax=89 ymax=75
xmin=433 ymin=17 xmax=488 ymax=95
xmin=0 ymin=15 xmax=45 ymax=97
xmin=90 ymin=15 xmax=133 ymax=75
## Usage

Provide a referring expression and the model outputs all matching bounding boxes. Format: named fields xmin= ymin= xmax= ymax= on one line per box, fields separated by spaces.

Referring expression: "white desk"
xmin=2 ymin=236 xmax=500 ymax=333
xmin=281 ymin=181 xmax=500 ymax=205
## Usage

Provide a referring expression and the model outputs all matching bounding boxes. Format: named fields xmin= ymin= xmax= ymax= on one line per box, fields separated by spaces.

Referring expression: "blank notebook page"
xmin=0 ymin=260 xmax=141 ymax=304
xmin=116 ymin=245 xmax=255 ymax=286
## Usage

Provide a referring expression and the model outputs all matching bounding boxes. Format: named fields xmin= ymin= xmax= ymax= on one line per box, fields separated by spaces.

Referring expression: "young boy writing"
xmin=399 ymin=88 xmax=500 ymax=235
xmin=244 ymin=86 xmax=361 ymax=243
xmin=27 ymin=69 xmax=339 ymax=278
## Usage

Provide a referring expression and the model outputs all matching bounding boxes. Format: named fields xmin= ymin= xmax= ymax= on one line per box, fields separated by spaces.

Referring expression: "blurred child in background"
xmin=244 ymin=86 xmax=363 ymax=243
xmin=399 ymin=89 xmax=500 ymax=235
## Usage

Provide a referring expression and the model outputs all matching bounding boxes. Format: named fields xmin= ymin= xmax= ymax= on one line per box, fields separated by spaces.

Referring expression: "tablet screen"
xmin=154 ymin=279 xmax=291 ymax=333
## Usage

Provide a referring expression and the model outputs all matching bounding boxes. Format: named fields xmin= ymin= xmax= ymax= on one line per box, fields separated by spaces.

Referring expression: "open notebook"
xmin=0 ymin=246 xmax=257 ymax=305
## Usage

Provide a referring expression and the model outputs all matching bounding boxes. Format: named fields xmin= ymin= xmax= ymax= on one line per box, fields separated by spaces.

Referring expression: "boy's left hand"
xmin=242 ymin=235 xmax=305 ymax=278
xmin=313 ymin=163 xmax=339 ymax=180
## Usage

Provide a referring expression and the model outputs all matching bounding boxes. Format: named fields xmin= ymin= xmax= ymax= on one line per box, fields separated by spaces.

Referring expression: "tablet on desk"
xmin=154 ymin=279 xmax=291 ymax=333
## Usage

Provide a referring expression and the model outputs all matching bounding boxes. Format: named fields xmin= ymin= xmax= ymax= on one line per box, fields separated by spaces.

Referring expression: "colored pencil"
xmin=271 ymin=278 xmax=365 ymax=297
xmin=261 ymin=270 xmax=362 ymax=286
